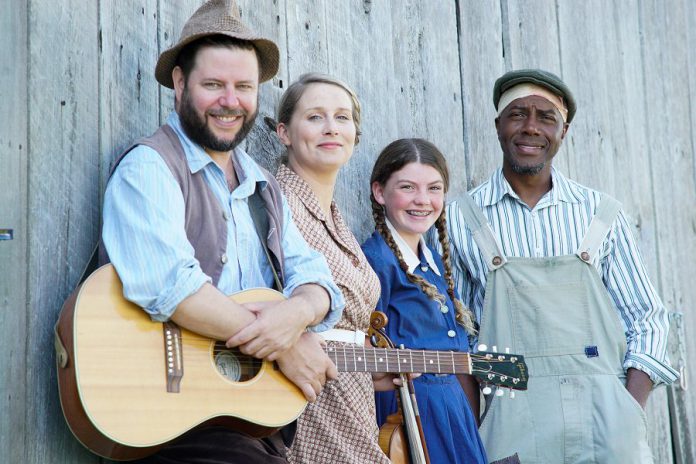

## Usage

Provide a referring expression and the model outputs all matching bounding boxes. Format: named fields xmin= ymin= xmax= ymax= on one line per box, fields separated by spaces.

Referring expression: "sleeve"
xmin=277 ymin=194 xmax=345 ymax=332
xmin=603 ymin=210 xmax=679 ymax=385
xmin=102 ymin=146 xmax=210 ymax=321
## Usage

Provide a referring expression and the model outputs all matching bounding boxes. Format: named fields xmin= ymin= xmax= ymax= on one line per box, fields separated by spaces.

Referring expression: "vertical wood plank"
xmin=26 ymin=0 xmax=101 ymax=461
xmin=0 ymin=0 xmax=28 ymax=462
xmin=640 ymin=2 xmax=696 ymax=462
xmin=388 ymin=0 xmax=466 ymax=195
xmin=556 ymin=0 xmax=617 ymax=194
xmin=99 ymin=0 xmax=160 ymax=193
xmin=456 ymin=0 xmax=505 ymax=189
xmin=324 ymin=0 xmax=398 ymax=239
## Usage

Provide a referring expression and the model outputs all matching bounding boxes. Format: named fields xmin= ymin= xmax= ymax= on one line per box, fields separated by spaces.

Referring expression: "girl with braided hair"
xmin=361 ymin=138 xmax=487 ymax=464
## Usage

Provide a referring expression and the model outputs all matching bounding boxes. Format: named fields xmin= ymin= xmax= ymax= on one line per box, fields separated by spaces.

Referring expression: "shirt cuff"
xmin=282 ymin=277 xmax=345 ymax=332
xmin=624 ymin=352 xmax=680 ymax=386
xmin=147 ymin=268 xmax=211 ymax=322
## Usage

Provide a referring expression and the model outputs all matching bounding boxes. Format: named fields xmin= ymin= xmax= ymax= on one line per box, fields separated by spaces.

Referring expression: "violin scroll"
xmin=369 ymin=311 xmax=394 ymax=349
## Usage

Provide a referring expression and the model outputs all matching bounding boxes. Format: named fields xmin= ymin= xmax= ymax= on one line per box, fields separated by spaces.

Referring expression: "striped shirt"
xmin=102 ymin=112 xmax=344 ymax=329
xmin=441 ymin=167 xmax=677 ymax=384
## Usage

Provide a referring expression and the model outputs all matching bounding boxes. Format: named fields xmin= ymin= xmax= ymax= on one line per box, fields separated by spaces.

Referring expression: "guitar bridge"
xmin=163 ymin=322 xmax=183 ymax=393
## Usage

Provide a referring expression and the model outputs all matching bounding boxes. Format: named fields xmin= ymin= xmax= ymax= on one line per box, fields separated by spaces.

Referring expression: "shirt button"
xmin=222 ymin=211 xmax=231 ymax=221
xmin=440 ymin=304 xmax=449 ymax=314
xmin=221 ymin=254 xmax=228 ymax=264
xmin=492 ymin=256 xmax=502 ymax=266
xmin=447 ymin=330 xmax=456 ymax=338
xmin=580 ymin=251 xmax=590 ymax=262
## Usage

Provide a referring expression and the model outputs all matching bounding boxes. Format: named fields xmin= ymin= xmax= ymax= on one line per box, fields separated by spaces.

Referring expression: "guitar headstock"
xmin=470 ymin=344 xmax=528 ymax=394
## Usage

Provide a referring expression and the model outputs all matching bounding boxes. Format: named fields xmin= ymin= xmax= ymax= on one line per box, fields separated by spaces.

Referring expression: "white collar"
xmin=385 ymin=218 xmax=441 ymax=276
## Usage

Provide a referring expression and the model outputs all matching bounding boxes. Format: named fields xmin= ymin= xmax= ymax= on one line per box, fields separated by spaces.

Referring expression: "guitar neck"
xmin=325 ymin=346 xmax=472 ymax=375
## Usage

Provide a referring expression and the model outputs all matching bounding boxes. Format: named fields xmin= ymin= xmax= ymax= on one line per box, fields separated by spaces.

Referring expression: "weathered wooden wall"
xmin=1 ymin=0 xmax=695 ymax=462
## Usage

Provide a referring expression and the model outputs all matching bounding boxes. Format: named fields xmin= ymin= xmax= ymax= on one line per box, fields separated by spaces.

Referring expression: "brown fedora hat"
xmin=155 ymin=0 xmax=280 ymax=88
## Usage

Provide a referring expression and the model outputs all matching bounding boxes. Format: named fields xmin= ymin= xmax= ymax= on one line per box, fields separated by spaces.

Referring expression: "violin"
xmin=370 ymin=312 xmax=430 ymax=464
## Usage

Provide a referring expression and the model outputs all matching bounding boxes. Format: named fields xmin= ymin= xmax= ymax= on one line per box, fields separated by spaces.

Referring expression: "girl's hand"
xmin=372 ymin=372 xmax=420 ymax=391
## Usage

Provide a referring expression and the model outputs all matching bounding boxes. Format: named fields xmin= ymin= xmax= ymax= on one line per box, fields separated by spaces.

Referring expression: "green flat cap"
xmin=493 ymin=69 xmax=576 ymax=123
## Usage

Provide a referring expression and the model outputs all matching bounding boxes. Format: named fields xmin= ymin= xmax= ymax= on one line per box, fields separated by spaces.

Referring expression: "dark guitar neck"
xmin=325 ymin=346 xmax=471 ymax=375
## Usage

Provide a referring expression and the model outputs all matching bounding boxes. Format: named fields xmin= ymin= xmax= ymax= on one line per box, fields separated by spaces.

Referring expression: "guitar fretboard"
xmin=325 ymin=346 xmax=472 ymax=374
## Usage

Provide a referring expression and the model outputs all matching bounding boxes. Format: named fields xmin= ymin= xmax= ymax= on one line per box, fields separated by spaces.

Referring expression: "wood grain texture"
xmin=25 ymin=0 xmax=102 ymax=461
xmin=99 ymin=0 xmax=160 ymax=196
xmin=456 ymin=0 xmax=505 ymax=190
xmin=0 ymin=0 xmax=28 ymax=462
xmin=638 ymin=2 xmax=696 ymax=463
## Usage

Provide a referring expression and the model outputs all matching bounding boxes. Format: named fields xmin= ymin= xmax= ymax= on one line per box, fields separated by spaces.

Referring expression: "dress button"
xmin=580 ymin=251 xmax=590 ymax=262
xmin=492 ymin=256 xmax=502 ymax=266
xmin=223 ymin=211 xmax=231 ymax=221
xmin=440 ymin=304 xmax=449 ymax=314
xmin=447 ymin=330 xmax=456 ymax=338
xmin=221 ymin=254 xmax=228 ymax=264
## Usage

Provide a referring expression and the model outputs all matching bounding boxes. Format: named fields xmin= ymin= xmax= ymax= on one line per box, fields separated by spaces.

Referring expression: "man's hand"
xmin=225 ymin=284 xmax=330 ymax=361
xmin=626 ymin=368 xmax=653 ymax=409
xmin=225 ymin=298 xmax=310 ymax=360
xmin=275 ymin=331 xmax=338 ymax=402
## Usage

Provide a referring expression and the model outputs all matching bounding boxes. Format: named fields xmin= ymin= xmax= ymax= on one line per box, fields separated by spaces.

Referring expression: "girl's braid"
xmin=371 ymin=197 xmax=445 ymax=305
xmin=435 ymin=210 xmax=477 ymax=335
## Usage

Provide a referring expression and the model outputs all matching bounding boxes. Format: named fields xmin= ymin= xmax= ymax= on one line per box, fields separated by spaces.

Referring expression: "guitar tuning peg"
xmin=482 ymin=386 xmax=492 ymax=395
xmin=495 ymin=388 xmax=504 ymax=397
xmin=478 ymin=344 xmax=488 ymax=351
xmin=492 ymin=345 xmax=498 ymax=352
xmin=510 ymin=390 xmax=516 ymax=399
xmin=505 ymin=347 xmax=510 ymax=354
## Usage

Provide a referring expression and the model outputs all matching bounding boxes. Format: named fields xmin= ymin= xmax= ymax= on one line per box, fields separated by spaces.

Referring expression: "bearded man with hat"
xmin=441 ymin=69 xmax=677 ymax=463
xmin=101 ymin=1 xmax=345 ymax=462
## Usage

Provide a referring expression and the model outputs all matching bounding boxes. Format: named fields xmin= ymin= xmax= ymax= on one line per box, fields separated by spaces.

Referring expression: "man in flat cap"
xmin=101 ymin=0 xmax=343 ymax=462
xmin=442 ymin=69 xmax=677 ymax=463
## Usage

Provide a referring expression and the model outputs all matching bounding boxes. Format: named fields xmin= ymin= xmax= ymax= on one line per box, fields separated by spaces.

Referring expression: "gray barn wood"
xmin=1 ymin=1 xmax=694 ymax=462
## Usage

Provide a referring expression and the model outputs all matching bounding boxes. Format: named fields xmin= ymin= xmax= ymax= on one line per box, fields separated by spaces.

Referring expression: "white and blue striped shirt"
xmin=442 ymin=167 xmax=677 ymax=384
xmin=102 ymin=112 xmax=344 ymax=329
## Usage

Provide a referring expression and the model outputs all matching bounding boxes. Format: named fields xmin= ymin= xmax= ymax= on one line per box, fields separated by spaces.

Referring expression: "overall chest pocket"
xmin=508 ymin=282 xmax=591 ymax=357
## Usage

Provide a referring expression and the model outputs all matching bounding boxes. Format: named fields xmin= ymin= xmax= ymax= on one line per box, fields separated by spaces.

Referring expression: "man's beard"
xmin=178 ymin=87 xmax=257 ymax=152
xmin=509 ymin=160 xmax=546 ymax=175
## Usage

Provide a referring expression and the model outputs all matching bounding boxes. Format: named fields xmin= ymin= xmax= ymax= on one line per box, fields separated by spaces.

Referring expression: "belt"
xmin=319 ymin=328 xmax=366 ymax=345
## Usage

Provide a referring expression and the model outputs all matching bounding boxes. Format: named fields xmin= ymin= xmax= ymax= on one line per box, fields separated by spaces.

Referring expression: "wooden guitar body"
xmin=55 ymin=265 xmax=306 ymax=461
xmin=55 ymin=265 xmax=528 ymax=461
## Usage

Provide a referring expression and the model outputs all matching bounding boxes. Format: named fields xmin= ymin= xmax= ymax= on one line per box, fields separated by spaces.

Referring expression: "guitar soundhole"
xmin=213 ymin=342 xmax=262 ymax=382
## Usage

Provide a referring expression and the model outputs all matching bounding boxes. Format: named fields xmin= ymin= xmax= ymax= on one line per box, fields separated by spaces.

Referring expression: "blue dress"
xmin=362 ymin=231 xmax=488 ymax=464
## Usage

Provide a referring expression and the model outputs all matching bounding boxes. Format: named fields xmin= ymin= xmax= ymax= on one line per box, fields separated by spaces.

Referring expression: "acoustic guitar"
xmin=55 ymin=264 xmax=528 ymax=461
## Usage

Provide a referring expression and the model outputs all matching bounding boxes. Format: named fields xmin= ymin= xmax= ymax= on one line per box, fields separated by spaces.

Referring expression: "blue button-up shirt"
xmin=438 ymin=167 xmax=678 ymax=385
xmin=102 ymin=112 xmax=344 ymax=330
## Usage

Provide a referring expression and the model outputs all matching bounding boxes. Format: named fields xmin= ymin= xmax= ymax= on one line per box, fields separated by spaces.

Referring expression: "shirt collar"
xmin=385 ymin=218 xmax=441 ymax=276
xmin=480 ymin=166 xmax=581 ymax=208
xmin=276 ymin=164 xmax=333 ymax=222
xmin=166 ymin=111 xmax=268 ymax=198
